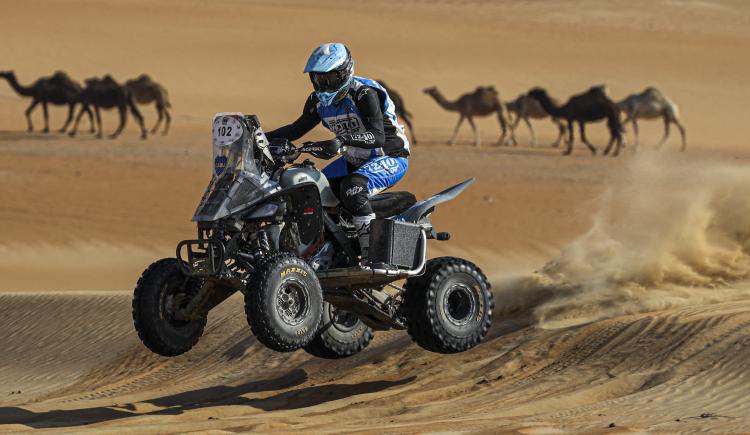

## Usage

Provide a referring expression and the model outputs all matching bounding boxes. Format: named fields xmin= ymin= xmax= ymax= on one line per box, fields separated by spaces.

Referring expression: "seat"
xmin=370 ymin=191 xmax=417 ymax=218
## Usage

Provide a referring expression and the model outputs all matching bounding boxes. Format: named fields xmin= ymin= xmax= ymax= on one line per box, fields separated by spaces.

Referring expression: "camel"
xmin=616 ymin=87 xmax=686 ymax=152
xmin=124 ymin=74 xmax=172 ymax=135
xmin=505 ymin=93 xmax=567 ymax=147
xmin=69 ymin=75 xmax=147 ymax=139
xmin=0 ymin=70 xmax=93 ymax=133
xmin=423 ymin=85 xmax=515 ymax=147
xmin=528 ymin=86 xmax=623 ymax=156
xmin=378 ymin=80 xmax=417 ymax=145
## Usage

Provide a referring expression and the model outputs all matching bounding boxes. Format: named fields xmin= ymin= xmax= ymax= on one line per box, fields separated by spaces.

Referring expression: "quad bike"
xmin=132 ymin=113 xmax=493 ymax=359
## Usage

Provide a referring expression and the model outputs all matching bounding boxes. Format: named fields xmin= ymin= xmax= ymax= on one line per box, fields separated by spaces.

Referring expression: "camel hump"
xmin=134 ymin=73 xmax=153 ymax=84
xmin=101 ymin=75 xmax=119 ymax=86
xmin=589 ymin=84 xmax=609 ymax=95
xmin=643 ymin=86 xmax=662 ymax=97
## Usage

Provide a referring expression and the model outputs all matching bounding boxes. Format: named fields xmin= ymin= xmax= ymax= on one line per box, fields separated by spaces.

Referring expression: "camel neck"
xmin=1 ymin=75 xmax=34 ymax=97
xmin=429 ymin=91 xmax=459 ymax=111
xmin=536 ymin=94 xmax=563 ymax=117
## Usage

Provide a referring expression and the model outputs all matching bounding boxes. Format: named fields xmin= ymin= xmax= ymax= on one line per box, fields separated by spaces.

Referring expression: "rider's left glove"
xmin=308 ymin=137 xmax=342 ymax=160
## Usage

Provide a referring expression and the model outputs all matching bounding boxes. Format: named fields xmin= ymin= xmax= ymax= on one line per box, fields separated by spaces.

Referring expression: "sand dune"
xmin=3 ymin=0 xmax=750 ymax=433
xmin=3 ymin=293 xmax=750 ymax=433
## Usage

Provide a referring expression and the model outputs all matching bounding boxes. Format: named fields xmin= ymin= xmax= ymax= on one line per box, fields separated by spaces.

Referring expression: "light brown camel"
xmin=423 ymin=86 xmax=515 ymax=146
xmin=0 ymin=70 xmax=93 ymax=133
xmin=69 ymin=75 xmax=147 ymax=139
xmin=124 ymin=74 xmax=171 ymax=135
xmin=505 ymin=93 xmax=567 ymax=147
xmin=616 ymin=87 xmax=686 ymax=151
xmin=528 ymin=86 xmax=624 ymax=157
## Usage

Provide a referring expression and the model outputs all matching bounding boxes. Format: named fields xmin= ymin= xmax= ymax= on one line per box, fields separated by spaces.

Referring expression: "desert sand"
xmin=2 ymin=0 xmax=750 ymax=433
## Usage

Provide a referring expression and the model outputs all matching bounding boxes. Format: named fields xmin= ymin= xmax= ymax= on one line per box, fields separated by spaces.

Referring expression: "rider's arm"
xmin=337 ymin=87 xmax=386 ymax=149
xmin=265 ymin=94 xmax=320 ymax=141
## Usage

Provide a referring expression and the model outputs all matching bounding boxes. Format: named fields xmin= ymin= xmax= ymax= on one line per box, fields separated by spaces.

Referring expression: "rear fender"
xmin=396 ymin=178 xmax=474 ymax=223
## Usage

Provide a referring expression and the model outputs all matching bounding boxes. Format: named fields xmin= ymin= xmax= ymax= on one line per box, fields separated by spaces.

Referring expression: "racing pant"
xmin=322 ymin=155 xmax=409 ymax=258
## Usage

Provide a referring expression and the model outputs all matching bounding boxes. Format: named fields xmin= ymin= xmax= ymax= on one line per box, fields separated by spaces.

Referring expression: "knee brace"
xmin=339 ymin=173 xmax=373 ymax=216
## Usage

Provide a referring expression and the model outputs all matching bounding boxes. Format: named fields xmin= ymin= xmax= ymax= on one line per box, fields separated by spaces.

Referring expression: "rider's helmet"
xmin=304 ymin=42 xmax=354 ymax=107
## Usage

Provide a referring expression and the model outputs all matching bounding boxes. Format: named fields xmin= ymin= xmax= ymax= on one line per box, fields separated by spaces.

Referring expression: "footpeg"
xmin=436 ymin=232 xmax=451 ymax=241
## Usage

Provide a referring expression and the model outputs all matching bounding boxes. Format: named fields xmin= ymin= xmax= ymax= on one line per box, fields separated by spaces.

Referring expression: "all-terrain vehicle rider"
xmin=132 ymin=43 xmax=493 ymax=362
xmin=266 ymin=42 xmax=410 ymax=260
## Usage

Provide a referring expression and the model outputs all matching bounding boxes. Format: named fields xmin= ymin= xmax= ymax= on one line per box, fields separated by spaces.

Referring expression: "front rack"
xmin=176 ymin=238 xmax=226 ymax=277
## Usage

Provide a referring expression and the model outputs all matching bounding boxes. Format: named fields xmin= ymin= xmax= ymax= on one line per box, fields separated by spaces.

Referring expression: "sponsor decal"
xmin=326 ymin=117 xmax=363 ymax=135
xmin=214 ymin=155 xmax=228 ymax=176
xmin=350 ymin=132 xmax=375 ymax=144
xmin=281 ymin=267 xmax=308 ymax=278
xmin=345 ymin=185 xmax=364 ymax=197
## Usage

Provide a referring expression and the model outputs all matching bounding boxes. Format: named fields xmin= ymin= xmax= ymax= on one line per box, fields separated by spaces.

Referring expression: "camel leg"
xmin=94 ymin=106 xmax=103 ymax=139
xmin=68 ymin=104 xmax=88 ymax=137
xmin=151 ymin=105 xmax=163 ymax=135
xmin=630 ymin=119 xmax=639 ymax=150
xmin=449 ymin=115 xmax=465 ymax=145
xmin=84 ymin=106 xmax=95 ymax=133
xmin=676 ymin=120 xmax=686 ymax=152
xmin=500 ymin=112 xmax=517 ymax=146
xmin=24 ymin=100 xmax=39 ymax=132
xmin=59 ymin=103 xmax=75 ymax=133
xmin=129 ymin=100 xmax=147 ymax=139
xmin=467 ymin=116 xmax=481 ymax=147
xmin=656 ymin=117 xmax=670 ymax=149
xmin=162 ymin=106 xmax=170 ymax=135
xmin=551 ymin=119 xmax=565 ymax=148
xmin=110 ymin=105 xmax=128 ymax=139
xmin=41 ymin=101 xmax=50 ymax=133
xmin=523 ymin=117 xmax=536 ymax=146
xmin=563 ymin=119 xmax=574 ymax=155
xmin=579 ymin=122 xmax=597 ymax=156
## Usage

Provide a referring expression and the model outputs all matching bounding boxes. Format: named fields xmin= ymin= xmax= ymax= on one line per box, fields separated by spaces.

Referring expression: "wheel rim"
xmin=443 ymin=283 xmax=478 ymax=326
xmin=276 ymin=278 xmax=310 ymax=326
xmin=159 ymin=278 xmax=194 ymax=327
xmin=328 ymin=304 xmax=359 ymax=333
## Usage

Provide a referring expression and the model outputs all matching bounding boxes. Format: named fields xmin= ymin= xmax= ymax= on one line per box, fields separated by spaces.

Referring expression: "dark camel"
xmin=124 ymin=74 xmax=172 ymax=135
xmin=424 ymin=86 xmax=515 ymax=146
xmin=69 ymin=75 xmax=147 ymax=139
xmin=528 ymin=86 xmax=623 ymax=156
xmin=616 ymin=87 xmax=686 ymax=152
xmin=505 ymin=93 xmax=567 ymax=147
xmin=378 ymin=80 xmax=417 ymax=145
xmin=0 ymin=70 xmax=93 ymax=133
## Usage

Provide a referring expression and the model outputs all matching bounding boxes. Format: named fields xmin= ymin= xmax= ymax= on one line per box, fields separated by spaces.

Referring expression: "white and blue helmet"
xmin=304 ymin=42 xmax=354 ymax=107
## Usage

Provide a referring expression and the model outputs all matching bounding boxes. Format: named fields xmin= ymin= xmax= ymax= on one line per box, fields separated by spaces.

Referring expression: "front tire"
xmin=132 ymin=258 xmax=207 ymax=356
xmin=304 ymin=302 xmax=374 ymax=359
xmin=404 ymin=257 xmax=493 ymax=353
xmin=245 ymin=254 xmax=323 ymax=352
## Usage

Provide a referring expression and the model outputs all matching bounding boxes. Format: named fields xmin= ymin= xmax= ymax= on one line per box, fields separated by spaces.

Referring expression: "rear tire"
xmin=132 ymin=258 xmax=207 ymax=357
xmin=304 ymin=302 xmax=374 ymax=359
xmin=245 ymin=253 xmax=323 ymax=352
xmin=404 ymin=257 xmax=493 ymax=353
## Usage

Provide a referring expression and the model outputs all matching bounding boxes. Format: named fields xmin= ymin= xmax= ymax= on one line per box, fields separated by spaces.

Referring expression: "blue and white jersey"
xmin=315 ymin=77 xmax=410 ymax=166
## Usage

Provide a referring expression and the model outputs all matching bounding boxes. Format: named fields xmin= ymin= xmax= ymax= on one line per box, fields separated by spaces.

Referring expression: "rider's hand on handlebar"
xmin=302 ymin=138 xmax=342 ymax=160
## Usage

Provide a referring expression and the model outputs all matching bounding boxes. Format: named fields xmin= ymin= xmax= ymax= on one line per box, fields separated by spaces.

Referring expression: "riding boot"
xmin=353 ymin=213 xmax=375 ymax=262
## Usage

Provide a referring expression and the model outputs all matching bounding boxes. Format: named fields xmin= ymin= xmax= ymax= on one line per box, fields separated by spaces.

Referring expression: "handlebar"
xmin=269 ymin=138 xmax=343 ymax=164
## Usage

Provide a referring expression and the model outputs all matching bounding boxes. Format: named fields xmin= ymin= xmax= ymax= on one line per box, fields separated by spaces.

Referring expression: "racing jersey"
xmin=266 ymin=77 xmax=410 ymax=166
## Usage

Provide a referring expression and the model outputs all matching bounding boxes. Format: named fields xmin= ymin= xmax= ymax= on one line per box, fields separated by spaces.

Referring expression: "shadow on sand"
xmin=0 ymin=368 xmax=416 ymax=429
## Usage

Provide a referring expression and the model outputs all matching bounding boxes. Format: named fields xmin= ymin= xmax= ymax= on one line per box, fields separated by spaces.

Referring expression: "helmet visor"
xmin=310 ymin=70 xmax=347 ymax=92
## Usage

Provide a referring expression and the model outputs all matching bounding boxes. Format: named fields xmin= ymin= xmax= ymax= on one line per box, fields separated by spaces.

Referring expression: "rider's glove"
xmin=306 ymin=138 xmax=342 ymax=160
